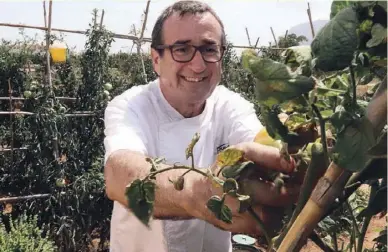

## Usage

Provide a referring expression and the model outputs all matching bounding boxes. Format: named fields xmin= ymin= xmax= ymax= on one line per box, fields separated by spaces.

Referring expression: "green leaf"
xmin=311 ymin=7 xmax=360 ymax=71
xmin=359 ymin=74 xmax=374 ymax=85
xmin=358 ymin=185 xmax=387 ymax=218
xmin=377 ymin=1 xmax=387 ymax=12
xmin=367 ymin=130 xmax=387 ymax=158
xmin=284 ymin=113 xmax=307 ymax=131
xmin=280 ymin=96 xmax=309 ymax=113
xmin=330 ymin=110 xmax=354 ymax=134
xmin=332 ymin=116 xmax=377 ymax=172
xmin=359 ymin=19 xmax=374 ymax=33
xmin=241 ymin=56 xmax=315 ymax=107
xmin=366 ymin=24 xmax=387 ymax=48
xmin=222 ymin=161 xmax=254 ymax=179
xmin=143 ymin=180 xmax=156 ymax=203
xmin=262 ymin=107 xmax=299 ymax=143
xmin=237 ymin=194 xmax=251 ymax=213
xmin=206 ymin=196 xmax=233 ymax=224
xmin=330 ymin=0 xmax=353 ymax=19
xmin=316 ymin=86 xmax=347 ymax=97
xmin=320 ymin=110 xmax=334 ymax=119
xmin=281 ymin=45 xmax=312 ymax=76
xmin=223 ymin=178 xmax=239 ymax=193
xmin=358 ymin=158 xmax=387 ymax=182
xmin=216 ymin=148 xmax=244 ymax=169
xmin=125 ymin=179 xmax=156 ymax=227
xmin=185 ymin=132 xmax=200 ymax=159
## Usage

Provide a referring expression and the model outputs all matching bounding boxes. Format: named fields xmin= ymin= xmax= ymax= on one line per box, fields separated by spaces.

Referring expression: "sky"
xmin=0 ymin=0 xmax=332 ymax=54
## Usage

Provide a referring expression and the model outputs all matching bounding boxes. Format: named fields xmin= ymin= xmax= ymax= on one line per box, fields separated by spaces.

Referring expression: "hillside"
xmin=288 ymin=19 xmax=329 ymax=44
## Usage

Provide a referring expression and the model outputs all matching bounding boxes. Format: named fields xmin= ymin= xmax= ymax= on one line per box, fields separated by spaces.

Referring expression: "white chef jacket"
xmin=103 ymin=78 xmax=263 ymax=252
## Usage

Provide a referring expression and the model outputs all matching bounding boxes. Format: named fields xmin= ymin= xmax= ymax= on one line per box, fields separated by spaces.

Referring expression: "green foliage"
xmin=0 ymin=2 xmax=386 ymax=252
xmin=241 ymin=50 xmax=315 ymax=108
xmin=0 ymin=213 xmax=57 ymax=252
xmin=311 ymin=7 xmax=360 ymax=71
xmin=126 ymin=179 xmax=156 ymax=227
xmin=206 ymin=195 xmax=233 ymax=224
xmin=277 ymin=33 xmax=308 ymax=48
xmin=330 ymin=0 xmax=353 ymax=19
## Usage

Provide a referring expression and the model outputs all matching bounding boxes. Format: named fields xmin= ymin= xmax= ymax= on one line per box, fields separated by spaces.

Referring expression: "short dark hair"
xmin=151 ymin=0 xmax=226 ymax=53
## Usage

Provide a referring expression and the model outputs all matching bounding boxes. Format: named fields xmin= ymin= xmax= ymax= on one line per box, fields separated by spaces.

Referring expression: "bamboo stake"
xmin=254 ymin=37 xmax=260 ymax=48
xmin=0 ymin=194 xmax=51 ymax=203
xmin=42 ymin=1 xmax=47 ymax=28
xmin=0 ymin=111 xmax=96 ymax=117
xmin=307 ymin=2 xmax=315 ymax=38
xmin=0 ymin=147 xmax=29 ymax=152
xmin=277 ymin=77 xmax=387 ymax=251
xmin=43 ymin=0 xmax=61 ymax=163
xmin=270 ymin=27 xmax=278 ymax=47
xmin=137 ymin=0 xmax=151 ymax=83
xmin=93 ymin=9 xmax=98 ymax=28
xmin=230 ymin=45 xmax=287 ymax=50
xmin=0 ymin=97 xmax=77 ymax=101
xmin=245 ymin=27 xmax=252 ymax=46
xmin=0 ymin=23 xmax=282 ymax=51
xmin=99 ymin=9 xmax=105 ymax=30
xmin=8 ymin=79 xmax=14 ymax=166
xmin=0 ymin=22 xmax=151 ymax=42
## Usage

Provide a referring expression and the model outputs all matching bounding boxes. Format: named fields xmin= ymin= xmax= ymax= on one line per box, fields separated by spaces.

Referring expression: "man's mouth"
xmin=181 ymin=76 xmax=206 ymax=82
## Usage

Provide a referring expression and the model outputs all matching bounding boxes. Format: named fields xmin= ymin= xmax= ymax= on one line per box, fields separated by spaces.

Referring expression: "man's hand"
xmin=194 ymin=141 xmax=303 ymax=237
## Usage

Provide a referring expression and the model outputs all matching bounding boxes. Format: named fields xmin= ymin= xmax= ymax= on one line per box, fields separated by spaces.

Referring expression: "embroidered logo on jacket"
xmin=216 ymin=143 xmax=229 ymax=154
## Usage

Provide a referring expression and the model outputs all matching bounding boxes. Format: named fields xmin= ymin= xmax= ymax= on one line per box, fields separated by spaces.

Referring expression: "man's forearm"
xmin=104 ymin=149 xmax=213 ymax=220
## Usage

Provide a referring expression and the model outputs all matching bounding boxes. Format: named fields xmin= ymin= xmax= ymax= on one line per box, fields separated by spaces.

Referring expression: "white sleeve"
xmin=103 ymin=93 xmax=148 ymax=164
xmin=225 ymin=92 xmax=263 ymax=145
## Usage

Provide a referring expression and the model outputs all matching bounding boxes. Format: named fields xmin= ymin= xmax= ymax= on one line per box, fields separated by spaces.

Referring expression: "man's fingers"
xmin=235 ymin=142 xmax=296 ymax=174
xmin=240 ymin=179 xmax=300 ymax=207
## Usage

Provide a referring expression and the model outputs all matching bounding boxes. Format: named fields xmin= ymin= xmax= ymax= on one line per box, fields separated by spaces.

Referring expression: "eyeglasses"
xmin=154 ymin=44 xmax=226 ymax=63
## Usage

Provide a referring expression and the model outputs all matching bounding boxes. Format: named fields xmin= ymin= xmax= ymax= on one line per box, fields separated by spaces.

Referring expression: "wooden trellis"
xmin=0 ymin=1 xmax=315 ymax=205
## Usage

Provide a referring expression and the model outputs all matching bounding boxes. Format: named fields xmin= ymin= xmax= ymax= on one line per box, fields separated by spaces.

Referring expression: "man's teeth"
xmin=183 ymin=76 xmax=205 ymax=82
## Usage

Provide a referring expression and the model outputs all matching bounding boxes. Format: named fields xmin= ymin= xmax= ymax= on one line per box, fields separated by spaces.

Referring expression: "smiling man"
xmin=103 ymin=1 xmax=298 ymax=251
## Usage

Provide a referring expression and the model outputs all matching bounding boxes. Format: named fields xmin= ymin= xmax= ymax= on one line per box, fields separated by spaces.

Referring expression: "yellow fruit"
xmin=254 ymin=128 xmax=282 ymax=149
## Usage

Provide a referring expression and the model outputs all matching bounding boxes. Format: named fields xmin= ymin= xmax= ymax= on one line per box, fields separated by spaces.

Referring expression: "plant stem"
xmin=331 ymin=232 xmax=338 ymax=252
xmin=311 ymin=104 xmax=329 ymax=163
xmin=357 ymin=215 xmax=372 ymax=252
xmin=344 ymin=200 xmax=361 ymax=238
xmin=247 ymin=206 xmax=272 ymax=249
xmin=356 ymin=181 xmax=379 ymax=252
xmin=310 ymin=230 xmax=335 ymax=252
xmin=349 ymin=64 xmax=357 ymax=107
xmin=145 ymin=165 xmax=209 ymax=180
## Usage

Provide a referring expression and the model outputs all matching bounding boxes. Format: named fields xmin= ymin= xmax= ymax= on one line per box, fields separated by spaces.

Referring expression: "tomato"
xmin=104 ymin=83 xmax=113 ymax=91
xmin=24 ymin=90 xmax=32 ymax=98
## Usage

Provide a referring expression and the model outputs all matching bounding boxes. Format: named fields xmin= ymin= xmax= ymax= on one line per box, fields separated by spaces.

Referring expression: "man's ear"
xmin=151 ymin=48 xmax=161 ymax=76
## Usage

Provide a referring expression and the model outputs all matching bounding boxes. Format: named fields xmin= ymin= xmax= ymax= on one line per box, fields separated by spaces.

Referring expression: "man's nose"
xmin=189 ymin=50 xmax=207 ymax=73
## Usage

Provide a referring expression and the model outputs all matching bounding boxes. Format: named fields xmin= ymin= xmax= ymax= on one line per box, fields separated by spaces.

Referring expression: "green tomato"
xmin=103 ymin=90 xmax=110 ymax=97
xmin=24 ymin=90 xmax=32 ymax=98
xmin=56 ymin=178 xmax=65 ymax=187
xmin=104 ymin=83 xmax=113 ymax=91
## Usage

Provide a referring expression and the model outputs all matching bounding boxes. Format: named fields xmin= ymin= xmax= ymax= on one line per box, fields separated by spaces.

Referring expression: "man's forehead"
xmin=162 ymin=12 xmax=222 ymax=44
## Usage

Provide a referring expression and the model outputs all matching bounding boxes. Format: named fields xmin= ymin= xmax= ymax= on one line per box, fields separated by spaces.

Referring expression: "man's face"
xmin=151 ymin=12 xmax=223 ymax=105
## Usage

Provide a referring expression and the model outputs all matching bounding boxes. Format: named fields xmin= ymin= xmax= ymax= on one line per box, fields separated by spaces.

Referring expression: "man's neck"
xmin=160 ymin=85 xmax=205 ymax=118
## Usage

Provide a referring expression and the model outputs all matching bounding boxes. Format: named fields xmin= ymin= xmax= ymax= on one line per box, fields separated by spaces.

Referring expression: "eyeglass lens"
xmin=171 ymin=44 xmax=222 ymax=62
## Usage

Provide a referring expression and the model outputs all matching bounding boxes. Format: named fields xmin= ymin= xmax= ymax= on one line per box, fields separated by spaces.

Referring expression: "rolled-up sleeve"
xmin=103 ymin=92 xmax=148 ymax=164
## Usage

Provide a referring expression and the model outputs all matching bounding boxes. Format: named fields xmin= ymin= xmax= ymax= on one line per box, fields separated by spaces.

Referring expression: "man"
xmin=103 ymin=1 xmax=298 ymax=251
